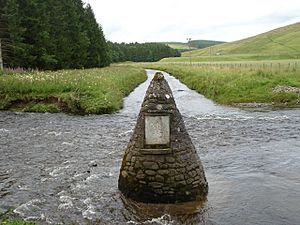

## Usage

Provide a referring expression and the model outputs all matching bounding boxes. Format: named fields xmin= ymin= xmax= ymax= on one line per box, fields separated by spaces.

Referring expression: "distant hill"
xmin=189 ymin=40 xmax=226 ymax=49
xmin=160 ymin=40 xmax=225 ymax=52
xmin=183 ymin=22 xmax=300 ymax=58
xmin=160 ymin=42 xmax=197 ymax=51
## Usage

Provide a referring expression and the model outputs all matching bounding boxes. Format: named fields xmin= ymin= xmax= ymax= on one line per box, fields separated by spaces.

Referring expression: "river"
xmin=0 ymin=70 xmax=300 ymax=225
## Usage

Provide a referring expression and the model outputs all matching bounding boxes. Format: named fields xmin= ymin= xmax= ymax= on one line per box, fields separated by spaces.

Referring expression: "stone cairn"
xmin=118 ymin=72 xmax=208 ymax=203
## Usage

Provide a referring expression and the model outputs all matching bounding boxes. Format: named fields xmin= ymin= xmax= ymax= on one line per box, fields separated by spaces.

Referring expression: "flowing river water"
xmin=0 ymin=70 xmax=300 ymax=225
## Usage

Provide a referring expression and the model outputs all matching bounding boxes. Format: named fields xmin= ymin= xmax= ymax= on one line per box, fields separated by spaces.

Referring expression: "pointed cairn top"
xmin=153 ymin=71 xmax=164 ymax=81
xmin=118 ymin=71 xmax=208 ymax=203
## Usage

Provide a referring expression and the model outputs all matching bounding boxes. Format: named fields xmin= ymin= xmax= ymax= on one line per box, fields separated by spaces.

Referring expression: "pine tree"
xmin=108 ymin=42 xmax=181 ymax=63
xmin=2 ymin=0 xmax=25 ymax=68
xmin=84 ymin=4 xmax=110 ymax=68
xmin=1 ymin=0 xmax=111 ymax=70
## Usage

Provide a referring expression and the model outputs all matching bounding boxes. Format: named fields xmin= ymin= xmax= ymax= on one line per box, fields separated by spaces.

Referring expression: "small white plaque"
xmin=145 ymin=115 xmax=170 ymax=145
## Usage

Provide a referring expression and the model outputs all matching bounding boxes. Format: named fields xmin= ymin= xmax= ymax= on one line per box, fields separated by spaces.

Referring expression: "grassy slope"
xmin=160 ymin=42 xmax=196 ymax=50
xmin=160 ymin=40 xmax=224 ymax=51
xmin=145 ymin=64 xmax=300 ymax=107
xmin=0 ymin=65 xmax=146 ymax=114
xmin=189 ymin=40 xmax=226 ymax=49
xmin=162 ymin=22 xmax=300 ymax=62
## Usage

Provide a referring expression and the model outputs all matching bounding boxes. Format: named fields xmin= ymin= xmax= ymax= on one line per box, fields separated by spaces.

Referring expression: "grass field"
xmin=160 ymin=40 xmax=224 ymax=52
xmin=0 ymin=65 xmax=146 ymax=114
xmin=144 ymin=63 xmax=300 ymax=107
xmin=158 ymin=59 xmax=300 ymax=72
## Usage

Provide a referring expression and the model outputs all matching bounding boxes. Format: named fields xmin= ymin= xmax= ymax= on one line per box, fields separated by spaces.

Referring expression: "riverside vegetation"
xmin=0 ymin=65 xmax=146 ymax=114
xmin=0 ymin=218 xmax=34 ymax=225
xmin=0 ymin=208 xmax=34 ymax=225
xmin=145 ymin=63 xmax=300 ymax=108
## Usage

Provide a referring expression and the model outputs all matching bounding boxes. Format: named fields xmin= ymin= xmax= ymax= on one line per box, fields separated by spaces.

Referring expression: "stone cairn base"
xmin=118 ymin=72 xmax=208 ymax=203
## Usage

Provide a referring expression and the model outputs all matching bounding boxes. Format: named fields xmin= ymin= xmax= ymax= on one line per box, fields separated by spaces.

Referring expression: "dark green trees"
xmin=0 ymin=0 xmax=110 ymax=70
xmin=0 ymin=0 xmax=180 ymax=70
xmin=83 ymin=4 xmax=110 ymax=68
xmin=108 ymin=42 xmax=181 ymax=63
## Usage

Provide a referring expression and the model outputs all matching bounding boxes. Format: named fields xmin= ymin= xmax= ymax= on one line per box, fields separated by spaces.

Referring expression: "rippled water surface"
xmin=1 ymin=70 xmax=300 ymax=225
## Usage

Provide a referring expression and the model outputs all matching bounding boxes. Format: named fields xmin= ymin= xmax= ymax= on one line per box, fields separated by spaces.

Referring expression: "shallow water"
xmin=0 ymin=70 xmax=300 ymax=225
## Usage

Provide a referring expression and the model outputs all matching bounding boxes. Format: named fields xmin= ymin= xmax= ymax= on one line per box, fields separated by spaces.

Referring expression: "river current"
xmin=0 ymin=70 xmax=300 ymax=225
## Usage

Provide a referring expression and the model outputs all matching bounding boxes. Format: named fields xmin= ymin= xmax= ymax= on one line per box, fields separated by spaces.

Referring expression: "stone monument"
xmin=118 ymin=72 xmax=208 ymax=203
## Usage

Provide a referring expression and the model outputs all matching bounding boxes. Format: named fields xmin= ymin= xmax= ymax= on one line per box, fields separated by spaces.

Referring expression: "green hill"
xmin=160 ymin=40 xmax=225 ymax=52
xmin=189 ymin=40 xmax=225 ymax=49
xmin=162 ymin=22 xmax=300 ymax=62
xmin=161 ymin=42 xmax=197 ymax=51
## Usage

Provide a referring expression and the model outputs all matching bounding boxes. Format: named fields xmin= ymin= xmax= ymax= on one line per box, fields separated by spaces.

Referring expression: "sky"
xmin=84 ymin=0 xmax=300 ymax=43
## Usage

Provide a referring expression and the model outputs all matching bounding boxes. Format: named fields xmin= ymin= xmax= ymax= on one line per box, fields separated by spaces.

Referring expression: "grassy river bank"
xmin=144 ymin=63 xmax=300 ymax=108
xmin=0 ymin=65 xmax=146 ymax=114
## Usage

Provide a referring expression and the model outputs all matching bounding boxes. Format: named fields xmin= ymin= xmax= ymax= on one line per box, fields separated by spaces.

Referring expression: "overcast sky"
xmin=84 ymin=0 xmax=300 ymax=43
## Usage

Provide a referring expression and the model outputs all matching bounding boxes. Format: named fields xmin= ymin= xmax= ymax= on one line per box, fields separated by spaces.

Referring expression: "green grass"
xmin=160 ymin=40 xmax=225 ymax=52
xmin=144 ymin=63 xmax=300 ymax=107
xmin=0 ymin=65 xmax=146 ymax=114
xmin=0 ymin=220 xmax=35 ymax=225
xmin=157 ymin=59 xmax=300 ymax=73
xmin=0 ymin=209 xmax=35 ymax=225
xmin=162 ymin=22 xmax=300 ymax=62
xmin=161 ymin=53 xmax=300 ymax=62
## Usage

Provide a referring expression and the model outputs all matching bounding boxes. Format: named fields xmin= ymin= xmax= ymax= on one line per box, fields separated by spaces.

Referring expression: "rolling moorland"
xmin=161 ymin=22 xmax=300 ymax=62
xmin=160 ymin=40 xmax=225 ymax=52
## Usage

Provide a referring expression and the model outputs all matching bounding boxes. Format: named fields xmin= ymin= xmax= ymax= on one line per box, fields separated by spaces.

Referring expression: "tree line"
xmin=0 ymin=0 xmax=110 ymax=70
xmin=108 ymin=42 xmax=180 ymax=63
xmin=0 ymin=0 xmax=180 ymax=70
xmin=188 ymin=40 xmax=225 ymax=49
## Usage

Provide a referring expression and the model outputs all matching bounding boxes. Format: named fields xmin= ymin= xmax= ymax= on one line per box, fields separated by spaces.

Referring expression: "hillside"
xmin=161 ymin=42 xmax=193 ymax=50
xmin=183 ymin=22 xmax=300 ymax=59
xmin=189 ymin=40 xmax=225 ymax=49
xmin=160 ymin=40 xmax=225 ymax=52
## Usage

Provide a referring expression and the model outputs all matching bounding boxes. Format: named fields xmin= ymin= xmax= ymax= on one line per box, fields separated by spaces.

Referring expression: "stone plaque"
xmin=145 ymin=115 xmax=170 ymax=145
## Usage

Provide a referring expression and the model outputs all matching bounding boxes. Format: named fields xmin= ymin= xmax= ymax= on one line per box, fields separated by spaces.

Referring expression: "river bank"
xmin=144 ymin=64 xmax=300 ymax=109
xmin=0 ymin=65 xmax=146 ymax=114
